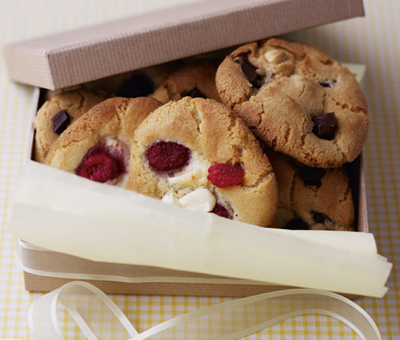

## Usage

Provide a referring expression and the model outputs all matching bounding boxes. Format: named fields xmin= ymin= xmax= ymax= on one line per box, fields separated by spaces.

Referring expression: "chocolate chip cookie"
xmin=127 ymin=97 xmax=278 ymax=227
xmin=115 ymin=63 xmax=175 ymax=99
xmin=266 ymin=149 xmax=355 ymax=231
xmin=152 ymin=60 xmax=220 ymax=103
xmin=216 ymin=38 xmax=369 ymax=168
xmin=45 ymin=97 xmax=162 ymax=187
xmin=34 ymin=88 xmax=110 ymax=163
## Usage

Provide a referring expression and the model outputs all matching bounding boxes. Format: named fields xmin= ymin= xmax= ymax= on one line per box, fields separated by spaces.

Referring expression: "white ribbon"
xmin=27 ymin=281 xmax=382 ymax=340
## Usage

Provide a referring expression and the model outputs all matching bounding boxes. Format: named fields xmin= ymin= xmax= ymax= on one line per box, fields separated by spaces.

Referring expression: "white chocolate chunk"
xmin=168 ymin=152 xmax=210 ymax=187
xmin=178 ymin=188 xmax=216 ymax=212
xmin=161 ymin=192 xmax=181 ymax=206
xmin=264 ymin=49 xmax=288 ymax=64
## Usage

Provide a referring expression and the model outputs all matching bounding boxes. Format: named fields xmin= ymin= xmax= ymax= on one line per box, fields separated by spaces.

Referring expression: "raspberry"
xmin=211 ymin=203 xmax=230 ymax=218
xmin=76 ymin=146 xmax=125 ymax=183
xmin=207 ymin=163 xmax=244 ymax=188
xmin=147 ymin=141 xmax=190 ymax=173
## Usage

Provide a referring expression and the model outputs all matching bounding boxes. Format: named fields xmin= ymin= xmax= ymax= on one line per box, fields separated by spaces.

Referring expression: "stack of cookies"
xmin=34 ymin=38 xmax=368 ymax=230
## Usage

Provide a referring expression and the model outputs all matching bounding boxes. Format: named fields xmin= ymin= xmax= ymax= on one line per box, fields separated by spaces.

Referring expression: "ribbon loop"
xmin=29 ymin=281 xmax=139 ymax=340
xmin=28 ymin=281 xmax=382 ymax=340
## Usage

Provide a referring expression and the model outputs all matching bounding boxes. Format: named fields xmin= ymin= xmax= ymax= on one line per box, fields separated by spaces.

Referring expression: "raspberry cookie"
xmin=266 ymin=149 xmax=355 ymax=231
xmin=34 ymin=88 xmax=110 ymax=163
xmin=127 ymin=97 xmax=278 ymax=227
xmin=45 ymin=97 xmax=162 ymax=187
xmin=216 ymin=38 xmax=369 ymax=168
xmin=152 ymin=60 xmax=221 ymax=103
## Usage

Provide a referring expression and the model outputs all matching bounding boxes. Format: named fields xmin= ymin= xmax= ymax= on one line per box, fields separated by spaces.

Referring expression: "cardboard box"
xmin=6 ymin=0 xmax=381 ymax=298
xmin=17 ymin=239 xmax=298 ymax=296
xmin=16 ymin=58 xmax=368 ymax=297
xmin=5 ymin=0 xmax=365 ymax=90
xmin=16 ymin=158 xmax=368 ymax=298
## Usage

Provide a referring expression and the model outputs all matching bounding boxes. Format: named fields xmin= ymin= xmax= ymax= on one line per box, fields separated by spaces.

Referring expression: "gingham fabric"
xmin=0 ymin=0 xmax=399 ymax=339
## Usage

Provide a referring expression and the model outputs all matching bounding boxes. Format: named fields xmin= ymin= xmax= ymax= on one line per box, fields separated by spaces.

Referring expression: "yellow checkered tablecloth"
xmin=0 ymin=0 xmax=399 ymax=339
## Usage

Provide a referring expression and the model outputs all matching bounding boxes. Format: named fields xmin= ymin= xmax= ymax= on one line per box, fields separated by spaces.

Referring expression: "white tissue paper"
xmin=8 ymin=159 xmax=392 ymax=298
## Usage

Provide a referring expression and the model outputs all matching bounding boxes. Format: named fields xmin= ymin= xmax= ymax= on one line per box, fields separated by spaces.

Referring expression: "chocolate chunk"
xmin=297 ymin=165 xmax=326 ymax=186
xmin=235 ymin=55 xmax=263 ymax=88
xmin=312 ymin=112 xmax=337 ymax=140
xmin=312 ymin=212 xmax=328 ymax=224
xmin=182 ymin=87 xmax=207 ymax=99
xmin=117 ymin=73 xmax=154 ymax=98
xmin=52 ymin=110 xmax=71 ymax=135
xmin=284 ymin=218 xmax=309 ymax=230
xmin=319 ymin=79 xmax=337 ymax=88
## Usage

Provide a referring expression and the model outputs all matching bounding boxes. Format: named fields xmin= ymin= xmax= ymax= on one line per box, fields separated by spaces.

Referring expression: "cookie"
xmin=115 ymin=63 xmax=174 ymax=98
xmin=82 ymin=62 xmax=175 ymax=99
xmin=33 ymin=88 xmax=110 ymax=163
xmin=152 ymin=60 xmax=220 ymax=103
xmin=45 ymin=97 xmax=162 ymax=187
xmin=266 ymin=149 xmax=355 ymax=231
xmin=215 ymin=38 xmax=369 ymax=168
xmin=127 ymin=97 xmax=278 ymax=227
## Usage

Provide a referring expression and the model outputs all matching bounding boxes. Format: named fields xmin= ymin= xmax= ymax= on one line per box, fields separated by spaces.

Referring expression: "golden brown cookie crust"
xmin=267 ymin=149 xmax=354 ymax=231
xmin=152 ymin=60 xmax=220 ymax=103
xmin=34 ymin=88 xmax=110 ymax=163
xmin=216 ymin=38 xmax=369 ymax=168
xmin=45 ymin=97 xmax=162 ymax=177
xmin=127 ymin=97 xmax=278 ymax=227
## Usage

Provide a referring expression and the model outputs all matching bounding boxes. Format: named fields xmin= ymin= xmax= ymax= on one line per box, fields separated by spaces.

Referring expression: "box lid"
xmin=4 ymin=0 xmax=364 ymax=90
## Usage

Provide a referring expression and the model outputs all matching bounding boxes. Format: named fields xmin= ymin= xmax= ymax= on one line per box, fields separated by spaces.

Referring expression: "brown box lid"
xmin=4 ymin=0 xmax=364 ymax=90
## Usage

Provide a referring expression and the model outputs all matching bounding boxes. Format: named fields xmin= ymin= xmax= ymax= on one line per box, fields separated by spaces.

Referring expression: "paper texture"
xmin=8 ymin=160 xmax=391 ymax=298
